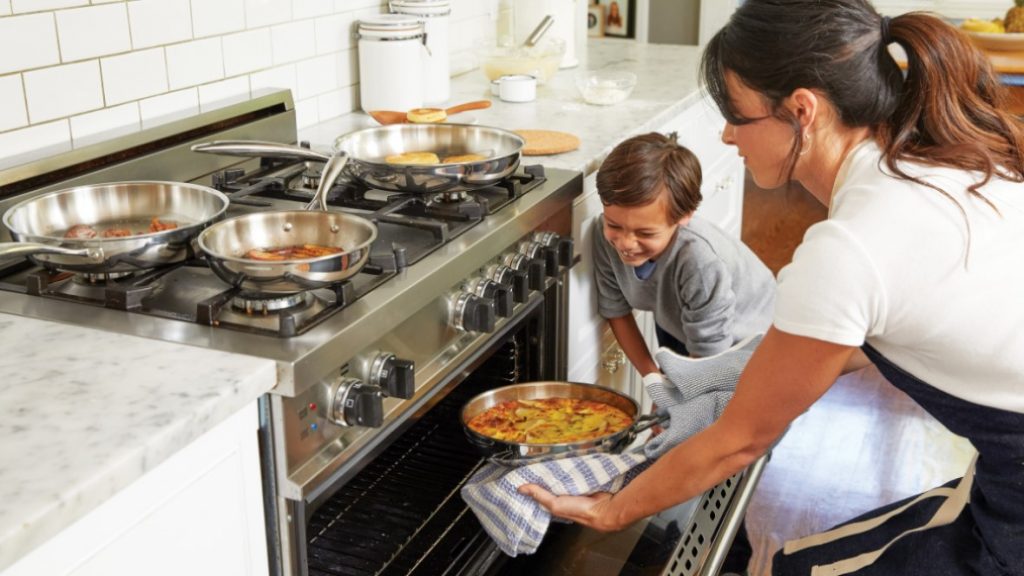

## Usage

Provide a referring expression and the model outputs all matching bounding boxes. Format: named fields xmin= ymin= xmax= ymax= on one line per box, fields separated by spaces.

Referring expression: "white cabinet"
xmin=567 ymin=96 xmax=745 ymax=404
xmin=4 ymin=402 xmax=268 ymax=576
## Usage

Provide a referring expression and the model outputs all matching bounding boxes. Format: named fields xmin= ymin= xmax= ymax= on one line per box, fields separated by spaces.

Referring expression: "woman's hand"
xmin=517 ymin=484 xmax=625 ymax=531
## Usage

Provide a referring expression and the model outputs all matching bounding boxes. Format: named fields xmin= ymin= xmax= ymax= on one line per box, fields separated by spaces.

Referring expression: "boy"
xmin=593 ymin=132 xmax=774 ymax=575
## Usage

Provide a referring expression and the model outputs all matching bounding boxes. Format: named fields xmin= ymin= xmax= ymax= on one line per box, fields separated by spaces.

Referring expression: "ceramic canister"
xmin=357 ymin=14 xmax=427 ymax=112
xmin=390 ymin=0 xmax=451 ymax=105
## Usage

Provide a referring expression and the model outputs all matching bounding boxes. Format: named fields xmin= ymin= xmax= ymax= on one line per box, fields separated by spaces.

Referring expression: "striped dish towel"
xmin=460 ymin=450 xmax=652 ymax=556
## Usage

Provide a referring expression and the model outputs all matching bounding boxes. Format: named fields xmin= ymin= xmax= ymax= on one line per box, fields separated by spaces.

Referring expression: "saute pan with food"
xmin=196 ymin=151 xmax=378 ymax=295
xmin=0 ymin=181 xmax=229 ymax=274
xmin=461 ymin=381 xmax=666 ymax=466
xmin=191 ymin=123 xmax=525 ymax=195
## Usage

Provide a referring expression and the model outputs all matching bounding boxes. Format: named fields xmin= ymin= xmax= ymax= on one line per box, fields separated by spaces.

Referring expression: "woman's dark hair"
xmin=596 ymin=132 xmax=702 ymax=222
xmin=701 ymin=0 xmax=1024 ymax=205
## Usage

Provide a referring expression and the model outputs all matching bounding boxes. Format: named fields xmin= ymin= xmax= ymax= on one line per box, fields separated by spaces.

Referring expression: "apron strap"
xmin=782 ymin=454 xmax=977 ymax=576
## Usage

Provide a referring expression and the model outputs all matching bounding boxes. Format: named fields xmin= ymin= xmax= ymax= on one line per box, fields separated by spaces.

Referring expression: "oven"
xmin=0 ymin=89 xmax=763 ymax=576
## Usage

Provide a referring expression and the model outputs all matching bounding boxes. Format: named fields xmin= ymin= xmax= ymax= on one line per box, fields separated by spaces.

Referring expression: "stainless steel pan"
xmin=197 ymin=152 xmax=378 ymax=295
xmin=191 ymin=123 xmax=525 ymax=194
xmin=0 ymin=181 xmax=229 ymax=273
xmin=461 ymin=381 xmax=665 ymax=466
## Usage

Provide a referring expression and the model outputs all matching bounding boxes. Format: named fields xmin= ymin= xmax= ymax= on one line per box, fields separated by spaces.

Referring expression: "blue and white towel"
xmin=460 ymin=333 xmax=763 ymax=557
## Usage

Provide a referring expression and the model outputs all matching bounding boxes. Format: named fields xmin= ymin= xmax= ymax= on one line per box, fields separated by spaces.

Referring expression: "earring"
xmin=799 ymin=132 xmax=812 ymax=156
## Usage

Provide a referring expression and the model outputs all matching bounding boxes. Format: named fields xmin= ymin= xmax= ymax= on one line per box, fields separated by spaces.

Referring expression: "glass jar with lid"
xmin=390 ymin=0 xmax=451 ymax=105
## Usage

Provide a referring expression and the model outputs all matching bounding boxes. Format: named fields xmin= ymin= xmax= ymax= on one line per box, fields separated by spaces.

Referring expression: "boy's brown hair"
xmin=596 ymin=132 xmax=702 ymax=222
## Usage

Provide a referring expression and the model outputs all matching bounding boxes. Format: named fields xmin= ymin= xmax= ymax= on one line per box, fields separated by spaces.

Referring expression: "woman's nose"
xmin=721 ymin=123 xmax=736 ymax=145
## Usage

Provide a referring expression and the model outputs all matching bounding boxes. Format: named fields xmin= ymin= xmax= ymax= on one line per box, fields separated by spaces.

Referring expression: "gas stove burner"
xmin=301 ymin=162 xmax=322 ymax=189
xmin=76 ymin=270 xmax=137 ymax=283
xmin=232 ymin=291 xmax=310 ymax=314
xmin=434 ymin=190 xmax=469 ymax=203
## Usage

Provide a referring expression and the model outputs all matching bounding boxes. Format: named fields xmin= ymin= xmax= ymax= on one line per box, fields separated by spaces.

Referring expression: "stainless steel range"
xmin=0 ymin=90 xmax=761 ymax=576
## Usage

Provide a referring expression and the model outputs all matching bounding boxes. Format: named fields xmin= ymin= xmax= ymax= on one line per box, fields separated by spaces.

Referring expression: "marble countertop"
xmin=0 ymin=315 xmax=276 ymax=572
xmin=301 ymin=39 xmax=707 ymax=178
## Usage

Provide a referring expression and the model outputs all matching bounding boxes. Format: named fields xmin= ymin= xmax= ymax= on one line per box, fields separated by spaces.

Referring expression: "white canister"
xmin=390 ymin=0 xmax=451 ymax=105
xmin=357 ymin=14 xmax=427 ymax=112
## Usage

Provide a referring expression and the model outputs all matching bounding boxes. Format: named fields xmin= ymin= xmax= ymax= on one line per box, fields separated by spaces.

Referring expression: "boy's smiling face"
xmin=602 ymin=193 xmax=690 ymax=266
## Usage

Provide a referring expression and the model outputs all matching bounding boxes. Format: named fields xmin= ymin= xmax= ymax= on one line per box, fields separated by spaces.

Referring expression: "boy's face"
xmin=602 ymin=194 xmax=689 ymax=266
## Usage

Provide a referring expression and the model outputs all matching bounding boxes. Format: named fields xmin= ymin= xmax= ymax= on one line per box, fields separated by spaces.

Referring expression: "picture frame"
xmin=587 ymin=3 xmax=606 ymax=38
xmin=598 ymin=0 xmax=634 ymax=38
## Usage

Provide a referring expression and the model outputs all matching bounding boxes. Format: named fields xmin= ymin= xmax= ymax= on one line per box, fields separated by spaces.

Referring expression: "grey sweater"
xmin=593 ymin=215 xmax=775 ymax=357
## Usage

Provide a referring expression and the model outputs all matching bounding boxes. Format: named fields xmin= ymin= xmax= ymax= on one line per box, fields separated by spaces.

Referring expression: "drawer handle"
xmin=602 ymin=349 xmax=626 ymax=373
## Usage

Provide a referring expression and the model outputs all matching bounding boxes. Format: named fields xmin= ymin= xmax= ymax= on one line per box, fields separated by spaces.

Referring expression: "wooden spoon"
xmin=368 ymin=100 xmax=492 ymax=125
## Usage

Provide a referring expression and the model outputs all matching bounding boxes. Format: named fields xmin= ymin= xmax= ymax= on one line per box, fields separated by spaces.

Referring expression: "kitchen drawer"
xmin=661 ymin=96 xmax=737 ymax=172
xmin=696 ymin=155 xmax=744 ymax=237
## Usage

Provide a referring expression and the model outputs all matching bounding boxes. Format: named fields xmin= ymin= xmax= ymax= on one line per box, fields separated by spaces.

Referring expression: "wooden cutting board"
xmin=514 ymin=130 xmax=581 ymax=156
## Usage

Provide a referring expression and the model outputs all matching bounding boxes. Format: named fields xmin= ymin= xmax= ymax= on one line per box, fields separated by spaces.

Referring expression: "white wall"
xmin=872 ymin=1 xmax=1006 ymax=18
xmin=0 ymin=0 xmax=497 ymax=167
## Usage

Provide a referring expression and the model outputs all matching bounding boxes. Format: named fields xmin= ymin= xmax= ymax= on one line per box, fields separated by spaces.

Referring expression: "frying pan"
xmin=0 ymin=181 xmax=229 ymax=274
xmin=461 ymin=381 xmax=665 ymax=467
xmin=196 ymin=151 xmax=378 ymax=295
xmin=191 ymin=123 xmax=525 ymax=195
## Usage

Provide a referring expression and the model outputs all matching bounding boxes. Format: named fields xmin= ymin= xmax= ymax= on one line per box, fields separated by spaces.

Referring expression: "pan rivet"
xmin=283 ymin=222 xmax=293 ymax=232
xmin=330 ymin=224 xmax=339 ymax=232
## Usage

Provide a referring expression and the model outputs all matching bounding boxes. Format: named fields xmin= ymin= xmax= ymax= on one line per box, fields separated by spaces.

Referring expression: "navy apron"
xmin=773 ymin=343 xmax=1024 ymax=575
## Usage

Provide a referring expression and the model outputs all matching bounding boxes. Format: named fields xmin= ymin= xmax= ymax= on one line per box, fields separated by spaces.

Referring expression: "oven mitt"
xmin=643 ymin=334 xmax=763 ymax=459
xmin=460 ymin=450 xmax=653 ymax=557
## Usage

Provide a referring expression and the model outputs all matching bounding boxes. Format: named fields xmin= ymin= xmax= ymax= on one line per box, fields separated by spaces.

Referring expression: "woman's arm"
xmin=607 ymin=313 xmax=660 ymax=376
xmin=519 ymin=326 xmax=859 ymax=530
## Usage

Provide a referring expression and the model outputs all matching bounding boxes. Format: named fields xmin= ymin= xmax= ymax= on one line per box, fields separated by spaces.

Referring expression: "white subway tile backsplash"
xmin=314 ymin=13 xmax=350 ymax=55
xmin=0 ymin=75 xmax=27 ymax=132
xmin=191 ymin=0 xmax=245 ymax=39
xmin=335 ymin=0 xmax=385 ymax=10
xmin=0 ymin=119 xmax=70 ymax=167
xmin=337 ymin=49 xmax=356 ymax=88
xmin=295 ymin=54 xmax=336 ymax=100
xmin=250 ymin=63 xmax=297 ymax=98
xmin=0 ymin=14 xmax=60 ymax=75
xmin=316 ymin=86 xmax=355 ymax=121
xmin=166 ymin=37 xmax=224 ymax=90
xmin=294 ymin=96 xmax=318 ymax=129
xmin=11 ymin=0 xmax=86 ymax=13
xmin=57 ymin=4 xmax=131 ymax=62
xmin=101 ymin=48 xmax=169 ymax=105
xmin=222 ymin=28 xmax=272 ymax=76
xmin=0 ymin=1 xmax=11 ymax=15
xmin=245 ymin=0 xmax=291 ymax=29
xmin=69 ymin=102 xmax=140 ymax=147
xmin=24 ymin=60 xmax=103 ymax=123
xmin=293 ymin=0 xmax=332 ymax=19
xmin=128 ymin=0 xmax=193 ymax=50
xmin=198 ymin=76 xmax=250 ymax=111
xmin=271 ymin=20 xmax=316 ymax=65
xmin=139 ymin=88 xmax=199 ymax=129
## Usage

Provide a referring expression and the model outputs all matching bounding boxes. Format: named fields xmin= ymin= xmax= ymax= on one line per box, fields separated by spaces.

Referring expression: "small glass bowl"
xmin=575 ymin=70 xmax=638 ymax=106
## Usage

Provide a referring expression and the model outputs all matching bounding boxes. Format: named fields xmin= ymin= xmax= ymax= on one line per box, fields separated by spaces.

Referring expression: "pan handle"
xmin=190 ymin=140 xmax=331 ymax=163
xmin=0 ymin=242 xmax=103 ymax=261
xmin=305 ymin=151 xmax=350 ymax=212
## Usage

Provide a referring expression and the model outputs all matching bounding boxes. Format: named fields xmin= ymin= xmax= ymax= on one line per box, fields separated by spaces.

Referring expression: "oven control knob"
xmin=451 ymin=292 xmax=496 ymax=333
xmin=532 ymin=232 xmax=575 ymax=268
xmin=485 ymin=264 xmax=530 ymax=303
xmin=503 ymin=253 xmax=546 ymax=291
xmin=330 ymin=378 xmax=384 ymax=428
xmin=370 ymin=353 xmax=415 ymax=399
xmin=517 ymin=241 xmax=558 ymax=278
xmin=464 ymin=277 xmax=514 ymax=318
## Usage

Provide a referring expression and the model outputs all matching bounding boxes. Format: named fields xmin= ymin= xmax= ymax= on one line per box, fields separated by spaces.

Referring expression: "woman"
xmin=519 ymin=1 xmax=1024 ymax=574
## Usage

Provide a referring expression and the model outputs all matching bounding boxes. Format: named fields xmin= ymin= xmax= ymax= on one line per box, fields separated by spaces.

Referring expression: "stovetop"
xmin=0 ymin=162 xmax=548 ymax=338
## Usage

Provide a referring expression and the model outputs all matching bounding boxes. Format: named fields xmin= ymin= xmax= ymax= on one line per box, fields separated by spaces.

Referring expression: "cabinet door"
xmin=594 ymin=322 xmax=635 ymax=399
xmin=5 ymin=403 xmax=268 ymax=576
xmin=696 ymin=155 xmax=744 ymax=237
xmin=567 ymin=172 xmax=606 ymax=383
xmin=661 ymin=95 xmax=737 ymax=172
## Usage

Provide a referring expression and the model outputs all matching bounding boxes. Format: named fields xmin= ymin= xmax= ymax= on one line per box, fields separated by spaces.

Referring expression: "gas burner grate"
xmin=305 ymin=338 xmax=525 ymax=576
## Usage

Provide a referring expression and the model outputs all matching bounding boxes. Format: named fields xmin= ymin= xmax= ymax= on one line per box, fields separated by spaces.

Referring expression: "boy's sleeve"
xmin=677 ymin=259 xmax=735 ymax=357
xmin=591 ymin=217 xmax=632 ymax=319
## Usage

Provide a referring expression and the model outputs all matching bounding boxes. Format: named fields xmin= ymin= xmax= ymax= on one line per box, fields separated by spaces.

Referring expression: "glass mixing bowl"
xmin=575 ymin=70 xmax=638 ymax=105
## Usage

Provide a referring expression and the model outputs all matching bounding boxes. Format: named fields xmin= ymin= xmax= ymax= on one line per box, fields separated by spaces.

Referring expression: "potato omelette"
xmin=467 ymin=397 xmax=633 ymax=444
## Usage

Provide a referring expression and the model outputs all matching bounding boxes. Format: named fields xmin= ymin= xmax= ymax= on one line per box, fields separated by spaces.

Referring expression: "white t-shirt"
xmin=775 ymin=140 xmax=1024 ymax=413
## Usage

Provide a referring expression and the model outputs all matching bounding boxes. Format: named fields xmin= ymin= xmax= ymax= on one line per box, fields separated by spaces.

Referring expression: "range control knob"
xmin=450 ymin=292 xmax=496 ymax=333
xmin=532 ymin=231 xmax=574 ymax=267
xmin=464 ymin=277 xmax=515 ymax=318
xmin=369 ymin=353 xmax=415 ymax=399
xmin=485 ymin=264 xmax=530 ymax=303
xmin=517 ymin=241 xmax=558 ymax=277
xmin=503 ymin=253 xmax=546 ymax=291
xmin=328 ymin=378 xmax=384 ymax=428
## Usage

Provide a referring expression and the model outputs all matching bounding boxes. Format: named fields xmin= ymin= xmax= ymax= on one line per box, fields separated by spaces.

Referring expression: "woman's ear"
xmin=787 ymin=88 xmax=819 ymax=130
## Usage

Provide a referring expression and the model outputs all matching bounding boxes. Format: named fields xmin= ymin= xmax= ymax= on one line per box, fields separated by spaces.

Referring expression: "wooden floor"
xmin=737 ymin=176 xmax=975 ymax=576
